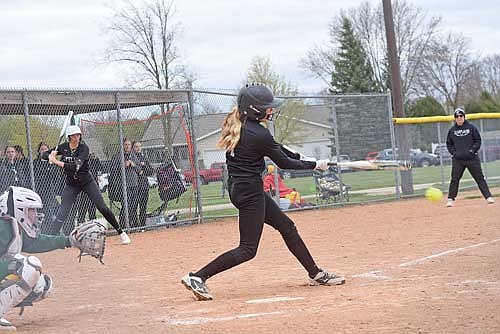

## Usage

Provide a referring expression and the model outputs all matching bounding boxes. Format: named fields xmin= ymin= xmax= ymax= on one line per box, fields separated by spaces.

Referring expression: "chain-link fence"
xmin=1 ymin=88 xmax=499 ymax=232
xmin=0 ymin=89 xmax=200 ymax=235
xmin=190 ymin=90 xmax=403 ymax=218
xmin=394 ymin=117 xmax=500 ymax=195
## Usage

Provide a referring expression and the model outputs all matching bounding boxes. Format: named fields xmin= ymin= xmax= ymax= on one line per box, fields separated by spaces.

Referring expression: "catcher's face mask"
xmin=22 ymin=207 xmax=44 ymax=237
xmin=27 ymin=208 xmax=44 ymax=225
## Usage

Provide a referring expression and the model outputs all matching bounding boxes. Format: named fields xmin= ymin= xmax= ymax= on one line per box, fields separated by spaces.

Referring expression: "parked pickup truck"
xmin=183 ymin=162 xmax=225 ymax=185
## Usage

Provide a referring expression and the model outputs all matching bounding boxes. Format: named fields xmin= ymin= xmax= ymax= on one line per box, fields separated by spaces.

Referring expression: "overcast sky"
xmin=2 ymin=0 xmax=500 ymax=93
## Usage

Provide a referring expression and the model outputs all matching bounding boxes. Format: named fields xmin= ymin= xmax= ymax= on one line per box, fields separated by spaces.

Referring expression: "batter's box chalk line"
xmin=246 ymin=296 xmax=305 ymax=304
xmin=351 ymin=270 xmax=392 ymax=280
xmin=160 ymin=311 xmax=284 ymax=325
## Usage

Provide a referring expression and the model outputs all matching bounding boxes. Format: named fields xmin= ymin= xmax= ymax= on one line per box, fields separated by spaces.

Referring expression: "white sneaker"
xmin=0 ymin=318 xmax=16 ymax=331
xmin=119 ymin=232 xmax=131 ymax=245
xmin=309 ymin=269 xmax=346 ymax=286
xmin=486 ymin=197 xmax=495 ymax=204
xmin=181 ymin=273 xmax=213 ymax=301
xmin=446 ymin=199 xmax=454 ymax=207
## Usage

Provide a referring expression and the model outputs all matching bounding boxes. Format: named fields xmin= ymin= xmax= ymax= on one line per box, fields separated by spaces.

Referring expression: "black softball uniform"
xmin=193 ymin=119 xmax=322 ymax=281
xmin=43 ymin=142 xmax=123 ymax=235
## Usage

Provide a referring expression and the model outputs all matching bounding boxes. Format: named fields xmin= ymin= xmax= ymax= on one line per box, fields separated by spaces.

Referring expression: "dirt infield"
xmin=11 ymin=192 xmax=500 ymax=333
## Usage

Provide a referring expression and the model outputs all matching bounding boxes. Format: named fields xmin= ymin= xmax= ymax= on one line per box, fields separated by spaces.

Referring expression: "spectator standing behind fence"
xmin=0 ymin=146 xmax=30 ymax=192
xmin=44 ymin=125 xmax=131 ymax=244
xmin=14 ymin=145 xmax=31 ymax=185
xmin=33 ymin=142 xmax=61 ymax=233
xmin=132 ymin=141 xmax=153 ymax=228
xmin=110 ymin=139 xmax=140 ymax=229
xmin=446 ymin=108 xmax=495 ymax=207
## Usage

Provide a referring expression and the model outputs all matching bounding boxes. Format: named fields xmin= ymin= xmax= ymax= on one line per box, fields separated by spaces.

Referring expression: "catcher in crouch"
xmin=0 ymin=186 xmax=106 ymax=331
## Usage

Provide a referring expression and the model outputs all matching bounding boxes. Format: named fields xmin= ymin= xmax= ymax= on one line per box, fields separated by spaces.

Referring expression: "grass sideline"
xmin=95 ymin=160 xmax=500 ymax=219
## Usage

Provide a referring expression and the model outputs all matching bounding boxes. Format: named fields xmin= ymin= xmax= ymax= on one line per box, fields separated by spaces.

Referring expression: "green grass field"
xmin=99 ymin=160 xmax=500 ymax=220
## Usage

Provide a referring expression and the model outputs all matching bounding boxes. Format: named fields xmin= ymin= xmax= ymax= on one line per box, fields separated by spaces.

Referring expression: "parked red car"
xmin=183 ymin=162 xmax=225 ymax=185
xmin=365 ymin=151 xmax=379 ymax=161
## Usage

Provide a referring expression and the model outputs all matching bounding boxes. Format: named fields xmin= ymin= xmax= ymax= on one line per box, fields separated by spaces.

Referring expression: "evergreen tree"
xmin=465 ymin=91 xmax=500 ymax=113
xmin=332 ymin=17 xmax=378 ymax=93
xmin=406 ymin=96 xmax=445 ymax=151
xmin=407 ymin=96 xmax=446 ymax=117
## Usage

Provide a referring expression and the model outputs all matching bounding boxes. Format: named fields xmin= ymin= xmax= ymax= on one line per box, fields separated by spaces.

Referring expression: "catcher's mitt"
xmin=70 ymin=220 xmax=107 ymax=264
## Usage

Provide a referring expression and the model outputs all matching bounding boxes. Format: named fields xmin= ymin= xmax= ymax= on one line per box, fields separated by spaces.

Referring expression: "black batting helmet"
xmin=237 ymin=83 xmax=283 ymax=121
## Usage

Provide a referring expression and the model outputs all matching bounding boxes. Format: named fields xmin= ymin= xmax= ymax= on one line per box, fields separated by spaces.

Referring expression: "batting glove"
xmin=300 ymin=153 xmax=316 ymax=162
xmin=315 ymin=159 xmax=330 ymax=171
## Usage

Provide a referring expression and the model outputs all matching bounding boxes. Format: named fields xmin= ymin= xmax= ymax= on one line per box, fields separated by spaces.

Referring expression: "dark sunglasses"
xmin=455 ymin=114 xmax=464 ymax=118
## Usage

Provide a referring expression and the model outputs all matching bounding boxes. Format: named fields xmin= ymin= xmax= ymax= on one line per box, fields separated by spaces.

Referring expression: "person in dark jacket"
xmin=0 ymin=146 xmax=30 ymax=192
xmin=445 ymin=108 xmax=495 ymax=207
xmin=33 ymin=142 xmax=61 ymax=233
xmin=181 ymin=84 xmax=345 ymax=301
xmin=132 ymin=141 xmax=153 ymax=227
xmin=44 ymin=125 xmax=130 ymax=244
xmin=110 ymin=139 xmax=141 ymax=228
xmin=0 ymin=187 xmax=73 ymax=331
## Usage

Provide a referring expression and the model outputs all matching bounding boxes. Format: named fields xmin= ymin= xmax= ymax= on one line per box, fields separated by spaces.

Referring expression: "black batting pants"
xmin=194 ymin=176 xmax=320 ymax=281
xmin=49 ymin=180 xmax=123 ymax=235
xmin=448 ymin=157 xmax=492 ymax=200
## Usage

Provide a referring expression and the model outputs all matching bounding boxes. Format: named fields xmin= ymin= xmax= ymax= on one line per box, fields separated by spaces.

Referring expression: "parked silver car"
xmin=377 ymin=148 xmax=439 ymax=167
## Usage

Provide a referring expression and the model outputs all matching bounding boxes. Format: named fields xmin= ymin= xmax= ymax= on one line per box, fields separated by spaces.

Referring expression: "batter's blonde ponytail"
xmin=217 ymin=107 xmax=244 ymax=152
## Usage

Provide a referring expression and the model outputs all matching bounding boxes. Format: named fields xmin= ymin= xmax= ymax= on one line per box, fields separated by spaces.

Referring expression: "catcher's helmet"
xmin=0 ymin=187 xmax=43 ymax=238
xmin=237 ymin=83 xmax=283 ymax=121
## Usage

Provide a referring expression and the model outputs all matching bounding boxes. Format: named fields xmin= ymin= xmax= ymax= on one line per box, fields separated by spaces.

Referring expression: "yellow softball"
xmin=425 ymin=187 xmax=443 ymax=202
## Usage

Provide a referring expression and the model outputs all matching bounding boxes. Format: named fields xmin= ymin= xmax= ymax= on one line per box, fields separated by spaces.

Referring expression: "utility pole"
xmin=382 ymin=0 xmax=414 ymax=195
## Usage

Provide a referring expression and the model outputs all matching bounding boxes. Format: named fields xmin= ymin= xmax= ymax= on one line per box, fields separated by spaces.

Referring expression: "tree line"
xmin=301 ymin=0 xmax=500 ymax=116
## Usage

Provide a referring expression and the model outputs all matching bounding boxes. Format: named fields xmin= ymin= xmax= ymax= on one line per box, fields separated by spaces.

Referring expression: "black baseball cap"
xmin=454 ymin=108 xmax=465 ymax=118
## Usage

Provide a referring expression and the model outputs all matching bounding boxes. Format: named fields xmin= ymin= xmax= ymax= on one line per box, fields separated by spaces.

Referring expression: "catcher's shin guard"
xmin=15 ymin=274 xmax=53 ymax=315
xmin=0 ymin=255 xmax=42 ymax=318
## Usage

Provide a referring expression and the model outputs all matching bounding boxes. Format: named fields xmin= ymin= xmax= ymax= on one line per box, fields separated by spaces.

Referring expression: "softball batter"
xmin=45 ymin=126 xmax=130 ymax=244
xmin=182 ymin=83 xmax=345 ymax=301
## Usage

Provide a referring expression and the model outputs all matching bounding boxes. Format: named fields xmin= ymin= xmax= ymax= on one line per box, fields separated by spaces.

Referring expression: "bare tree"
xmin=417 ymin=33 xmax=479 ymax=112
xmin=103 ymin=0 xmax=195 ymax=157
xmin=301 ymin=0 xmax=441 ymax=103
xmin=301 ymin=39 xmax=337 ymax=87
xmin=104 ymin=0 xmax=193 ymax=89
xmin=480 ymin=55 xmax=500 ymax=100
xmin=246 ymin=56 xmax=306 ymax=145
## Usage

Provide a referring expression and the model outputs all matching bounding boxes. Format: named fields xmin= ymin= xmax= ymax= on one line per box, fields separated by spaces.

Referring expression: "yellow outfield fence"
xmin=393 ymin=112 xmax=500 ymax=124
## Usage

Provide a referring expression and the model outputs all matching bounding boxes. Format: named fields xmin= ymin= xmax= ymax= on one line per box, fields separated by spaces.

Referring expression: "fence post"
xmin=187 ymin=89 xmax=203 ymax=223
xmin=115 ymin=92 xmax=130 ymax=229
xmin=22 ymin=90 xmax=36 ymax=191
xmin=386 ymin=92 xmax=401 ymax=199
xmin=436 ymin=123 xmax=446 ymax=189
xmin=330 ymin=95 xmax=345 ymax=194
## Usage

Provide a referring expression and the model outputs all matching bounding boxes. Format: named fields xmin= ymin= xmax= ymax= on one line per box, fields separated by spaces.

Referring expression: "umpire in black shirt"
xmin=445 ymin=108 xmax=495 ymax=207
